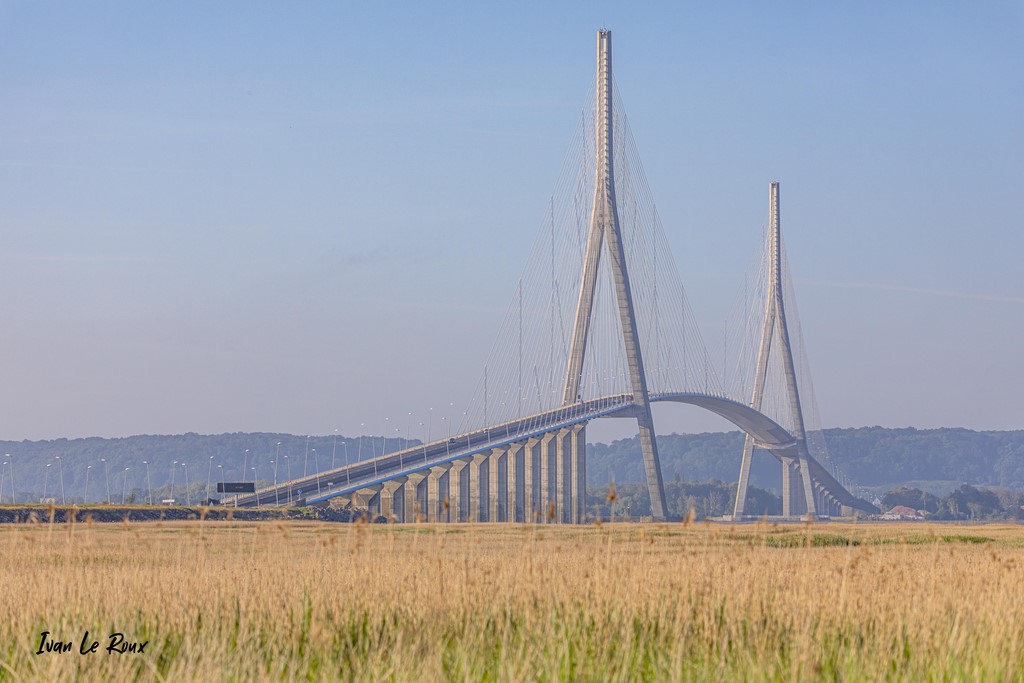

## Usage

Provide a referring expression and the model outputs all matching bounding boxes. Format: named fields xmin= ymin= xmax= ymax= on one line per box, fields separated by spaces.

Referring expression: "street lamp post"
xmin=420 ymin=422 xmax=426 ymax=464
xmin=358 ymin=423 xmax=366 ymax=466
xmin=406 ymin=412 xmax=412 ymax=451
xmin=0 ymin=461 xmax=6 ymax=503
xmin=442 ymin=417 xmax=450 ymax=457
xmin=43 ymin=463 xmax=51 ymax=502
xmin=274 ymin=442 xmax=281 ymax=504
xmin=271 ymin=460 xmax=278 ymax=506
xmin=206 ymin=456 xmax=214 ymax=503
xmin=303 ymin=436 xmax=310 ymax=478
xmin=357 ymin=425 xmax=364 ymax=464
xmin=122 ymin=467 xmax=130 ymax=504
xmin=55 ymin=456 xmax=65 ymax=505
xmin=182 ymin=463 xmax=190 ymax=506
xmin=6 ymin=454 xmax=15 ymax=504
xmin=285 ymin=455 xmax=292 ymax=505
xmin=252 ymin=467 xmax=258 ymax=509
xmin=373 ymin=435 xmax=379 ymax=478
xmin=396 ymin=428 xmax=403 ymax=470
xmin=170 ymin=461 xmax=177 ymax=504
xmin=332 ymin=429 xmax=338 ymax=471
xmin=102 ymin=458 xmax=110 ymax=504
xmin=143 ymin=461 xmax=152 ymax=505
xmin=342 ymin=441 xmax=350 ymax=487
xmin=217 ymin=464 xmax=224 ymax=503
xmin=85 ymin=465 xmax=92 ymax=504
xmin=313 ymin=449 xmax=320 ymax=496
xmin=243 ymin=450 xmax=249 ymax=483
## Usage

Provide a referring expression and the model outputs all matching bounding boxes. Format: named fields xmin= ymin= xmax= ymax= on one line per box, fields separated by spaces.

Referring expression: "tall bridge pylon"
xmin=562 ymin=30 xmax=667 ymax=521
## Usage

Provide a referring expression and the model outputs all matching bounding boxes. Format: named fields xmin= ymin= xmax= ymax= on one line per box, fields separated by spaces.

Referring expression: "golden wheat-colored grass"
xmin=1 ymin=518 xmax=1023 ymax=681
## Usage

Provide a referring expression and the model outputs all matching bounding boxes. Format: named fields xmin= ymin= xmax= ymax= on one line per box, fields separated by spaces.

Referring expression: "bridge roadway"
xmin=233 ymin=392 xmax=873 ymax=514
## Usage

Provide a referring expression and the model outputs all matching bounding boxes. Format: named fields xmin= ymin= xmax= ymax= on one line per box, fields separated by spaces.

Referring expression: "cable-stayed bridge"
xmin=236 ymin=30 xmax=876 ymax=521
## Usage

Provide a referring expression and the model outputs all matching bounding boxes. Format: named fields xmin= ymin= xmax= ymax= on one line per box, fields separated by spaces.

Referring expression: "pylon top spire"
xmin=595 ymin=30 xmax=614 ymax=199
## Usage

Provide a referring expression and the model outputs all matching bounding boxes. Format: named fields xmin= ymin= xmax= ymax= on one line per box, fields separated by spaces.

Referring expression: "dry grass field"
xmin=2 ymin=517 xmax=1024 ymax=681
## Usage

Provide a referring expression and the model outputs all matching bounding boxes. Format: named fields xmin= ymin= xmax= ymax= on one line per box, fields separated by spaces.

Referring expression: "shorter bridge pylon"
xmin=733 ymin=182 xmax=818 ymax=518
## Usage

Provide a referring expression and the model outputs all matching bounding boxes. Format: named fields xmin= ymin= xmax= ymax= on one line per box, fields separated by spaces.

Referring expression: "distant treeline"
xmin=586 ymin=480 xmax=780 ymax=521
xmin=1 ymin=426 xmax=1023 ymax=504
xmin=882 ymin=485 xmax=1024 ymax=521
xmin=586 ymin=481 xmax=1024 ymax=522
xmin=587 ymin=426 xmax=1024 ymax=494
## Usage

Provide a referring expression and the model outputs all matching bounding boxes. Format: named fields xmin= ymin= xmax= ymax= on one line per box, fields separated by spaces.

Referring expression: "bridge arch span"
xmin=647 ymin=393 xmax=796 ymax=450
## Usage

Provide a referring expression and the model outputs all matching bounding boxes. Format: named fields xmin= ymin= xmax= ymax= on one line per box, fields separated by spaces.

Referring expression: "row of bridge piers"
xmin=327 ymin=432 xmax=852 ymax=522
xmin=318 ymin=429 xmax=863 ymax=522
xmin=780 ymin=457 xmax=849 ymax=518
xmin=334 ymin=424 xmax=588 ymax=523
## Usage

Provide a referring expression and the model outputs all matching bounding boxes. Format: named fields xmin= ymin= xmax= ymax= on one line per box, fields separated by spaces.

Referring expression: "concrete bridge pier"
xmin=570 ymin=423 xmax=587 ymax=523
xmin=353 ymin=484 xmax=383 ymax=519
xmin=488 ymin=447 xmax=507 ymax=522
xmin=329 ymin=493 xmax=354 ymax=510
xmin=404 ymin=472 xmax=427 ymax=523
xmin=539 ymin=432 xmax=556 ymax=522
xmin=555 ymin=428 xmax=572 ymax=523
xmin=784 ymin=458 xmax=825 ymax=518
xmin=380 ymin=477 xmax=407 ymax=522
xmin=468 ymin=454 xmax=488 ymax=522
xmin=815 ymin=486 xmax=840 ymax=517
xmin=448 ymin=459 xmax=470 ymax=522
xmin=463 ymin=426 xmax=588 ymax=525
xmin=506 ymin=442 xmax=523 ymax=522
xmin=781 ymin=458 xmax=801 ymax=517
xmin=522 ymin=438 xmax=540 ymax=522
xmin=829 ymin=494 xmax=842 ymax=517
xmin=426 ymin=464 xmax=450 ymax=522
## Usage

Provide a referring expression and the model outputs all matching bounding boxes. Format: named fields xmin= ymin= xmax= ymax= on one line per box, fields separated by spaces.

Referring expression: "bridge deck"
xmin=233 ymin=392 xmax=873 ymax=514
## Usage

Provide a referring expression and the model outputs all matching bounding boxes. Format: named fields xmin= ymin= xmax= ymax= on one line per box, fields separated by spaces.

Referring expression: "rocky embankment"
xmin=0 ymin=504 xmax=382 ymax=524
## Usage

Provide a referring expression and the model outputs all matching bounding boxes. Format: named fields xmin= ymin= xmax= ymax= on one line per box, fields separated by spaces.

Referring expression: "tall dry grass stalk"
xmin=1 ymin=519 xmax=1023 ymax=681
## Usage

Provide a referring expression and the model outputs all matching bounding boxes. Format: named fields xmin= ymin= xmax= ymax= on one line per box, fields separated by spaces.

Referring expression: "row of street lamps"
xmin=0 ymin=448 xmax=281 ymax=505
xmin=1 ymin=412 xmax=458 ymax=507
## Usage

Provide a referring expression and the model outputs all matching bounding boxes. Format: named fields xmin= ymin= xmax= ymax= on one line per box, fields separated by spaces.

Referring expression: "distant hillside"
xmin=1 ymin=426 xmax=1022 ymax=504
xmin=0 ymin=433 xmax=410 ymax=504
xmin=587 ymin=427 xmax=1024 ymax=496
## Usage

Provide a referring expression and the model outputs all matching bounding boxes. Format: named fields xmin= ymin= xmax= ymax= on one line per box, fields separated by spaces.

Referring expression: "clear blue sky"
xmin=1 ymin=2 xmax=1021 ymax=441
